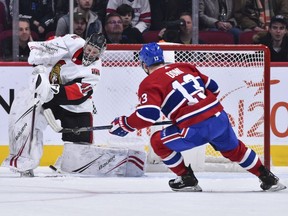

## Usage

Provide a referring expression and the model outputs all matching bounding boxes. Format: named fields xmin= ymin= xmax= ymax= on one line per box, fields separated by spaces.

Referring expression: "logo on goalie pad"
xmin=59 ymin=143 xmax=146 ymax=177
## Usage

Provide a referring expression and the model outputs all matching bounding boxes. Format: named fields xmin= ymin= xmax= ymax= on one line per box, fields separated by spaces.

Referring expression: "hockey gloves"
xmin=109 ymin=116 xmax=135 ymax=137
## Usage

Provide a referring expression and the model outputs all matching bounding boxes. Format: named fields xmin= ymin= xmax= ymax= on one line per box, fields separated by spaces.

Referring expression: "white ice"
xmin=0 ymin=167 xmax=287 ymax=216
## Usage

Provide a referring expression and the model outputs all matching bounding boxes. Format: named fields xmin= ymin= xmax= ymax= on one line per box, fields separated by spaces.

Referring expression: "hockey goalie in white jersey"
xmin=2 ymin=33 xmax=107 ymax=176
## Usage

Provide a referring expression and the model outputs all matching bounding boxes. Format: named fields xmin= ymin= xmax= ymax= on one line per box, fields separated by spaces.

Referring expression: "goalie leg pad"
xmin=59 ymin=143 xmax=147 ymax=177
xmin=1 ymin=154 xmax=39 ymax=172
xmin=7 ymin=88 xmax=47 ymax=172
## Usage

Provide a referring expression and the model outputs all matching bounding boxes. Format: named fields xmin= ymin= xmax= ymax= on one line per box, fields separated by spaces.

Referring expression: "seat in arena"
xmin=199 ymin=31 xmax=235 ymax=44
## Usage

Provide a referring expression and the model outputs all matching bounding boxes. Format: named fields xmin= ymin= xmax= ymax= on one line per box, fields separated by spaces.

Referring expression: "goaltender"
xmin=2 ymin=33 xmax=106 ymax=176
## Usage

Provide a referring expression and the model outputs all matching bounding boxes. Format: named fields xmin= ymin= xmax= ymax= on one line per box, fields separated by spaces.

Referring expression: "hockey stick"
xmin=28 ymin=75 xmax=42 ymax=154
xmin=59 ymin=120 xmax=173 ymax=134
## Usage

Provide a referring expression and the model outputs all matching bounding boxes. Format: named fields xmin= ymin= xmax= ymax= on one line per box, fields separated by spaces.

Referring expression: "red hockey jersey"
xmin=127 ymin=62 xmax=223 ymax=129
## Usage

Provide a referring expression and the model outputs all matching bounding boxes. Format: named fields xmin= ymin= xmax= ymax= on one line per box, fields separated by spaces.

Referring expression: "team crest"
xmin=49 ymin=60 xmax=66 ymax=84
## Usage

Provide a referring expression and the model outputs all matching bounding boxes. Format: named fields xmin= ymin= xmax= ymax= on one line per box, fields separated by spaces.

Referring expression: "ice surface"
xmin=0 ymin=167 xmax=287 ymax=216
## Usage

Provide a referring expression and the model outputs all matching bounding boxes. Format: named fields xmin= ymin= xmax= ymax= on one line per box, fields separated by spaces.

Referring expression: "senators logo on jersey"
xmin=49 ymin=60 xmax=66 ymax=84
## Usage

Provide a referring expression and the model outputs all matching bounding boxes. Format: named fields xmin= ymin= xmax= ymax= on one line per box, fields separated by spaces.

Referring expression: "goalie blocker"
xmin=57 ymin=143 xmax=146 ymax=177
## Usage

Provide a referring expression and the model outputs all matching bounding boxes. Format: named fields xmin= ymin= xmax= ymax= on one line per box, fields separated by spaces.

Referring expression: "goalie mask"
xmin=82 ymin=33 xmax=107 ymax=66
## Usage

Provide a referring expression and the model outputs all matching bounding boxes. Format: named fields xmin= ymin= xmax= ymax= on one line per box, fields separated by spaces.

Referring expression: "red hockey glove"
xmin=109 ymin=116 xmax=135 ymax=137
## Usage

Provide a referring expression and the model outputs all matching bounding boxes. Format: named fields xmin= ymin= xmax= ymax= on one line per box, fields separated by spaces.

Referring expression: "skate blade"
xmin=172 ymin=184 xmax=202 ymax=192
xmin=265 ymin=182 xmax=287 ymax=192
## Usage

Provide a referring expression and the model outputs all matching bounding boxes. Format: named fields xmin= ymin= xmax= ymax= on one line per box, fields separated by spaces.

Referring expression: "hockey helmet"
xmin=83 ymin=33 xmax=107 ymax=66
xmin=139 ymin=42 xmax=164 ymax=67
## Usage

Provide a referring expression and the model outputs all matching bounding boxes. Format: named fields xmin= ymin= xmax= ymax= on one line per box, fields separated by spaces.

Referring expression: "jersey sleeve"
xmin=134 ymin=0 xmax=151 ymax=32
xmin=198 ymin=71 xmax=220 ymax=96
xmin=28 ymin=36 xmax=69 ymax=66
xmin=49 ymin=79 xmax=93 ymax=106
xmin=127 ymin=81 xmax=162 ymax=129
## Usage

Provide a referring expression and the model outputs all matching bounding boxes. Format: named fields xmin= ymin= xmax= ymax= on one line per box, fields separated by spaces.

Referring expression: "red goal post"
xmin=94 ymin=44 xmax=271 ymax=171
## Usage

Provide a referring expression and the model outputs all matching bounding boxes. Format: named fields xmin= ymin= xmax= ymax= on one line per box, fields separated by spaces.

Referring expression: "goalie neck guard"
xmin=83 ymin=33 xmax=107 ymax=66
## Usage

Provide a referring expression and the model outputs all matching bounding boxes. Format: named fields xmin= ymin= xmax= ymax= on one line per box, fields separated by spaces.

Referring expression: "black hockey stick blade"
xmin=59 ymin=120 xmax=173 ymax=134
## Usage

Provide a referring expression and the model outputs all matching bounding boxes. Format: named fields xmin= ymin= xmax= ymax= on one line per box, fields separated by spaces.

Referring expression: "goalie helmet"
xmin=139 ymin=42 xmax=164 ymax=67
xmin=83 ymin=33 xmax=107 ymax=66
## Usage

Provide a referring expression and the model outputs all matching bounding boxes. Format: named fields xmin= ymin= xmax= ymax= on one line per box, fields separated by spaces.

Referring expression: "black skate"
xmin=169 ymin=165 xmax=202 ymax=192
xmin=258 ymin=166 xmax=286 ymax=191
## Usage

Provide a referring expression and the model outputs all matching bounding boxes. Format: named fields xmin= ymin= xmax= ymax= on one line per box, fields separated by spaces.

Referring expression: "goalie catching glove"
xmin=109 ymin=116 xmax=135 ymax=137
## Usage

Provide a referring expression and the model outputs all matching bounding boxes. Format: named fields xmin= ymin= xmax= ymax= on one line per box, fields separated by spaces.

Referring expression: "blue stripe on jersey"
xmin=206 ymin=78 xmax=219 ymax=94
xmin=162 ymin=89 xmax=185 ymax=117
xmin=162 ymin=152 xmax=182 ymax=166
xmin=136 ymin=105 xmax=161 ymax=122
xmin=239 ymin=150 xmax=256 ymax=168
xmin=177 ymin=100 xmax=220 ymax=123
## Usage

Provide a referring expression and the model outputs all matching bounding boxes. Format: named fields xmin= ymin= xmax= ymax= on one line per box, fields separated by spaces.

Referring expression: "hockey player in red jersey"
xmin=109 ymin=42 xmax=286 ymax=192
xmin=2 ymin=33 xmax=107 ymax=176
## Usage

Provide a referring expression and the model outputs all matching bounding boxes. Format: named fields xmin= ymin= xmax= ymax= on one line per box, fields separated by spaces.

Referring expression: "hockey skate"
xmin=169 ymin=165 xmax=202 ymax=192
xmin=19 ymin=169 xmax=35 ymax=177
xmin=258 ymin=166 xmax=286 ymax=191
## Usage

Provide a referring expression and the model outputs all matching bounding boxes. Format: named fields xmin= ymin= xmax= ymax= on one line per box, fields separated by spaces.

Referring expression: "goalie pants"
xmin=150 ymin=110 xmax=262 ymax=176
xmin=45 ymin=104 xmax=93 ymax=143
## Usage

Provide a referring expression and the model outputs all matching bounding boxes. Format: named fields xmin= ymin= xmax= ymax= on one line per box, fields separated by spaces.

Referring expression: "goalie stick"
xmin=43 ymin=108 xmax=172 ymax=134
xmin=28 ymin=75 xmax=42 ymax=154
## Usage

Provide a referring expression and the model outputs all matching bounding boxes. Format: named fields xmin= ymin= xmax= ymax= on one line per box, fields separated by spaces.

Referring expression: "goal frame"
xmin=105 ymin=44 xmax=271 ymax=169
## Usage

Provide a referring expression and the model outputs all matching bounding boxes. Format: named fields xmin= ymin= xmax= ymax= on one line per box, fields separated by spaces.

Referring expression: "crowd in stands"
xmin=0 ymin=0 xmax=288 ymax=61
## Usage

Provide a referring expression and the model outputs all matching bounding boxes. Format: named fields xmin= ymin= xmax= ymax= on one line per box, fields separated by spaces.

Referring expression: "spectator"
xmin=15 ymin=0 xmax=56 ymax=40
xmin=91 ymin=0 xmax=109 ymax=26
xmin=234 ymin=0 xmax=267 ymax=32
xmin=55 ymin=0 xmax=102 ymax=39
xmin=199 ymin=0 xmax=242 ymax=43
xmin=73 ymin=12 xmax=87 ymax=39
xmin=149 ymin=0 xmax=192 ymax=30
xmin=158 ymin=12 xmax=203 ymax=44
xmin=1 ymin=18 xmax=33 ymax=61
xmin=253 ymin=15 xmax=288 ymax=62
xmin=106 ymin=0 xmax=151 ymax=33
xmin=116 ymin=4 xmax=144 ymax=44
xmin=104 ymin=12 xmax=130 ymax=44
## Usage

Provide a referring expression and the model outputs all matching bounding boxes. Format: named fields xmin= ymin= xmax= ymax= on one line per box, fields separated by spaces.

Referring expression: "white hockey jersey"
xmin=28 ymin=34 xmax=102 ymax=113
xmin=106 ymin=0 xmax=151 ymax=33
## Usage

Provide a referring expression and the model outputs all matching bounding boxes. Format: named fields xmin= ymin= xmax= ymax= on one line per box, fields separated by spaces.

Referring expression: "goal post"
xmin=93 ymin=44 xmax=271 ymax=171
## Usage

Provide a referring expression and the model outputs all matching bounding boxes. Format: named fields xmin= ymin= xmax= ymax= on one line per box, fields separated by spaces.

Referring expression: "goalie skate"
xmin=169 ymin=165 xmax=202 ymax=192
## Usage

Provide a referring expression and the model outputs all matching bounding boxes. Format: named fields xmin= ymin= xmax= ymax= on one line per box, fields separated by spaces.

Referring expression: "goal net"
xmin=92 ymin=44 xmax=270 ymax=172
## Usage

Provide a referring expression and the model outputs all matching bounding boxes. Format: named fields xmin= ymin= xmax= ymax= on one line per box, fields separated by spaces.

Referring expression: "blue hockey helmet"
xmin=139 ymin=42 xmax=164 ymax=67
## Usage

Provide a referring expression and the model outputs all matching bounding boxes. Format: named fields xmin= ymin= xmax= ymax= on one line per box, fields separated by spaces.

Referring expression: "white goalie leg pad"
xmin=59 ymin=143 xmax=147 ymax=177
xmin=3 ymin=88 xmax=48 ymax=172
xmin=1 ymin=154 xmax=39 ymax=172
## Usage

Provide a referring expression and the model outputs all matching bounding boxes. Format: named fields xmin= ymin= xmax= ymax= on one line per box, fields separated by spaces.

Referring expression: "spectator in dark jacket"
xmin=16 ymin=0 xmax=56 ymax=40
xmin=253 ymin=15 xmax=288 ymax=62
xmin=116 ymin=4 xmax=144 ymax=44
xmin=1 ymin=18 xmax=33 ymax=61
